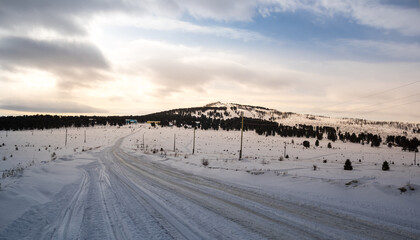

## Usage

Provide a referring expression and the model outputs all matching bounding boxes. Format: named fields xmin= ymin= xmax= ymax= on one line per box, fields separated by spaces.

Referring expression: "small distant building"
xmin=125 ymin=119 xmax=138 ymax=124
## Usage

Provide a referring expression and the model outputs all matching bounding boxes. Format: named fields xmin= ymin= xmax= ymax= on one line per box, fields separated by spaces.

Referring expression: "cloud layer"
xmin=0 ymin=98 xmax=107 ymax=114
xmin=0 ymin=0 xmax=419 ymax=121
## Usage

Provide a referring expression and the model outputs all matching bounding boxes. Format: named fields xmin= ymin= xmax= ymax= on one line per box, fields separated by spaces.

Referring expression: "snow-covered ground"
xmin=122 ymin=125 xmax=420 ymax=231
xmin=0 ymin=125 xmax=134 ymax=231
xmin=1 ymin=123 xmax=419 ymax=239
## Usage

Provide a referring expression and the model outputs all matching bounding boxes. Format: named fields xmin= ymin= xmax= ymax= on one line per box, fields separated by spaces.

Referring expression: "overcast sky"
xmin=0 ymin=0 xmax=419 ymax=122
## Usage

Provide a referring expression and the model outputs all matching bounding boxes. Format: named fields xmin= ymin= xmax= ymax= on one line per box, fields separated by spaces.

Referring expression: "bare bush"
xmin=202 ymin=158 xmax=209 ymax=167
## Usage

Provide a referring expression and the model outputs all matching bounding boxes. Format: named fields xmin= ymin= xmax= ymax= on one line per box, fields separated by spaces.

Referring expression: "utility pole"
xmin=284 ymin=142 xmax=287 ymax=158
xmin=65 ymin=129 xmax=68 ymax=147
xmin=173 ymin=134 xmax=176 ymax=152
xmin=239 ymin=111 xmax=244 ymax=160
xmin=84 ymin=129 xmax=86 ymax=143
xmin=192 ymin=127 xmax=196 ymax=154
xmin=142 ymin=133 xmax=145 ymax=150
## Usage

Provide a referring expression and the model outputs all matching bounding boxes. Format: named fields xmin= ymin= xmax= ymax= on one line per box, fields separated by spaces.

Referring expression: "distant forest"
xmin=0 ymin=110 xmax=418 ymax=152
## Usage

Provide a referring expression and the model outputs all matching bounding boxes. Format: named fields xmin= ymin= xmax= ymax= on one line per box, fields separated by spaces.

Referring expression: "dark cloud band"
xmin=0 ymin=98 xmax=107 ymax=113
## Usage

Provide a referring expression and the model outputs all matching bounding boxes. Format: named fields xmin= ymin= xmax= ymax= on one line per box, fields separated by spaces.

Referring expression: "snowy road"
xmin=2 ymin=136 xmax=420 ymax=240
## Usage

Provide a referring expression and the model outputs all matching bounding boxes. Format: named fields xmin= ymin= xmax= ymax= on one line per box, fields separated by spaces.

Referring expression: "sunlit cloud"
xmin=0 ymin=0 xmax=419 ymax=121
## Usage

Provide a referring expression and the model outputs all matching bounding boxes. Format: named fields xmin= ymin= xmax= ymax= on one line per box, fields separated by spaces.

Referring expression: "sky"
xmin=0 ymin=0 xmax=420 ymax=122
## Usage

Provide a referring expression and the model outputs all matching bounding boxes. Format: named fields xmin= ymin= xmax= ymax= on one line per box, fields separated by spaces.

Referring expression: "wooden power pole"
xmin=239 ymin=111 xmax=244 ymax=160
xmin=142 ymin=133 xmax=145 ymax=150
xmin=192 ymin=127 xmax=196 ymax=154
xmin=173 ymin=134 xmax=176 ymax=152
xmin=284 ymin=142 xmax=287 ymax=158
xmin=65 ymin=129 xmax=68 ymax=147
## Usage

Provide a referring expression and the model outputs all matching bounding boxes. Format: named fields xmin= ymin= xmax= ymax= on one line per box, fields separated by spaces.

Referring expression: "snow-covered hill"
xmin=170 ymin=101 xmax=420 ymax=138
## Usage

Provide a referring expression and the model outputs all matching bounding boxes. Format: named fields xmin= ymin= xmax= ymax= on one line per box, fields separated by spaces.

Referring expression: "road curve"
xmin=1 ymin=136 xmax=419 ymax=240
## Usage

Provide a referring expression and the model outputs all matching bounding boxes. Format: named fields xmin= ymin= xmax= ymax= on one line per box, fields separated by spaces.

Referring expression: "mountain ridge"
xmin=146 ymin=101 xmax=419 ymax=137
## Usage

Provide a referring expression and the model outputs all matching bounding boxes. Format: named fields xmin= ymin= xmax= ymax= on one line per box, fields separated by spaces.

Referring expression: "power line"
xmin=360 ymin=80 xmax=420 ymax=99
xmin=345 ymin=93 xmax=420 ymax=113
xmin=319 ymin=80 xmax=420 ymax=110
xmin=360 ymin=99 xmax=420 ymax=115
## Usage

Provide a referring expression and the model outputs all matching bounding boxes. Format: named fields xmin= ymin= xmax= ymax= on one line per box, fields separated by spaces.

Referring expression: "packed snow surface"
xmin=0 ymin=124 xmax=419 ymax=239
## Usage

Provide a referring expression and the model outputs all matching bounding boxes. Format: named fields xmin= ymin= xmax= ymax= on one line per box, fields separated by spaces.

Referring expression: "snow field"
xmin=0 ymin=125 xmax=134 ymax=230
xmin=122 ymin=124 xmax=420 ymax=228
xmin=0 ymin=123 xmax=419 ymax=238
xmin=0 ymin=125 xmax=134 ymax=170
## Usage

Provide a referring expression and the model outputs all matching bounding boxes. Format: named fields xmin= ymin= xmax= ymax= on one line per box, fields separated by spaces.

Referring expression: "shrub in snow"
xmin=313 ymin=165 xmax=317 ymax=171
xmin=279 ymin=156 xmax=284 ymax=161
xmin=344 ymin=159 xmax=353 ymax=170
xmin=202 ymin=158 xmax=209 ymax=167
xmin=315 ymin=140 xmax=319 ymax=147
xmin=407 ymin=183 xmax=415 ymax=191
xmin=303 ymin=141 xmax=310 ymax=148
xmin=285 ymin=154 xmax=289 ymax=159
xmin=345 ymin=180 xmax=358 ymax=186
xmin=2 ymin=156 xmax=6 ymax=161
xmin=398 ymin=183 xmax=415 ymax=193
xmin=323 ymin=160 xmax=327 ymax=163
xmin=382 ymin=161 xmax=390 ymax=171
xmin=327 ymin=142 xmax=332 ymax=148
xmin=15 ymin=146 xmax=18 ymax=151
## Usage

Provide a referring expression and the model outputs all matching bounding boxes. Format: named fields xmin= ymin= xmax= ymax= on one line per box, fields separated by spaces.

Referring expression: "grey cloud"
xmin=0 ymin=36 xmax=110 ymax=89
xmin=0 ymin=0 xmax=127 ymax=35
xmin=1 ymin=0 xmax=419 ymax=37
xmin=175 ymin=0 xmax=258 ymax=21
xmin=0 ymin=98 xmax=108 ymax=113
xmin=0 ymin=0 xmax=183 ymax=36
xmin=0 ymin=36 xmax=108 ymax=69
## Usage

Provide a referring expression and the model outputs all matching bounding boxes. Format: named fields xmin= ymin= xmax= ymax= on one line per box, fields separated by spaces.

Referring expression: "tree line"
xmin=1 ymin=112 xmax=418 ymax=152
xmin=0 ymin=115 xmax=128 ymax=130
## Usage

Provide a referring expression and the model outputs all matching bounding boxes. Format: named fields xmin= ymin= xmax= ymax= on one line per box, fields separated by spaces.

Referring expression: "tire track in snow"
xmin=47 ymin=169 xmax=89 ymax=239
xmin=109 ymin=152 xmax=210 ymax=239
xmin=112 ymin=147 xmax=323 ymax=239
xmin=113 ymin=137 xmax=420 ymax=240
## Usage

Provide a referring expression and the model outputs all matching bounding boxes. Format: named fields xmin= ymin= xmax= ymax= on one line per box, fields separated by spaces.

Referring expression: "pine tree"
xmin=344 ymin=159 xmax=353 ymax=170
xmin=382 ymin=161 xmax=390 ymax=171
